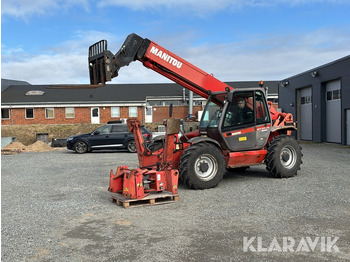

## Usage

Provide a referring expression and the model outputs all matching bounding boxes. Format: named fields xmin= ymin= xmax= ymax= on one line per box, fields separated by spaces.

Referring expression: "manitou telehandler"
xmin=88 ymin=33 xmax=302 ymax=201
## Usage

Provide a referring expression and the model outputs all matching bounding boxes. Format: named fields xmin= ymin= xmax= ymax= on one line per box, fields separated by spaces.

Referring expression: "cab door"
xmin=221 ymin=90 xmax=271 ymax=151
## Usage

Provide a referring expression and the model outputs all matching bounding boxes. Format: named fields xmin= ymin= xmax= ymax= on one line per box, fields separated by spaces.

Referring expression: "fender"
xmin=268 ymin=126 xmax=297 ymax=144
xmin=187 ymin=136 xmax=221 ymax=149
xmin=75 ymin=138 xmax=92 ymax=151
xmin=270 ymin=125 xmax=296 ymax=133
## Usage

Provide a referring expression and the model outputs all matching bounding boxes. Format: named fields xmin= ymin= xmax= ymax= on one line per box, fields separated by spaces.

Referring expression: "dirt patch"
xmin=1 ymin=124 xmax=104 ymax=146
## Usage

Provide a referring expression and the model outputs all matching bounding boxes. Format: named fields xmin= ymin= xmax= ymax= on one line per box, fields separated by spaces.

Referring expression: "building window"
xmin=223 ymin=91 xmax=255 ymax=129
xmin=301 ymin=96 xmax=312 ymax=105
xmin=129 ymin=106 xmax=138 ymax=117
xmin=45 ymin=108 xmax=54 ymax=119
xmin=327 ymin=89 xmax=341 ymax=101
xmin=111 ymin=107 xmax=120 ymax=117
xmin=26 ymin=108 xmax=34 ymax=119
xmin=65 ymin=107 xmax=75 ymax=118
xmin=1 ymin=109 xmax=10 ymax=119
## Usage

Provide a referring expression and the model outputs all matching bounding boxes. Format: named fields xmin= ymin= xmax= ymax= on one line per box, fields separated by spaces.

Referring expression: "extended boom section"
xmin=89 ymin=33 xmax=232 ymax=101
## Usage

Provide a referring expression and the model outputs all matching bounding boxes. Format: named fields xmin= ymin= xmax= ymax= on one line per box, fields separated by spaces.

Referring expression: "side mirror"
xmin=93 ymin=131 xmax=100 ymax=135
xmin=227 ymin=92 xmax=233 ymax=103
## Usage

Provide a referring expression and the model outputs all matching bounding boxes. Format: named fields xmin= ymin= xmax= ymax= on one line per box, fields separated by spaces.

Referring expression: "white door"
xmin=91 ymin=107 xmax=100 ymax=124
xmin=145 ymin=106 xmax=153 ymax=123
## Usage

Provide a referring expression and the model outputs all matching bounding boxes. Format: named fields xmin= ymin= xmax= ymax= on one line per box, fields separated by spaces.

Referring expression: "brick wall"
xmin=152 ymin=105 xmax=203 ymax=123
xmin=1 ymin=105 xmax=204 ymax=125
xmin=1 ymin=106 xmax=144 ymax=125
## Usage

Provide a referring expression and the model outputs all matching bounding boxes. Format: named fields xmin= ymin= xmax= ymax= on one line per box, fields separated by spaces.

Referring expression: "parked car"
xmin=67 ymin=122 xmax=152 ymax=153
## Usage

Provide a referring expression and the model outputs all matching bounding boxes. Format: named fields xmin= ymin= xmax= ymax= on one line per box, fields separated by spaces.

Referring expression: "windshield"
xmin=199 ymin=101 xmax=222 ymax=128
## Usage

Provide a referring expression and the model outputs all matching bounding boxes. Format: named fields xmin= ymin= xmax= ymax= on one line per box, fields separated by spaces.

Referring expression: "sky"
xmin=1 ymin=0 xmax=350 ymax=85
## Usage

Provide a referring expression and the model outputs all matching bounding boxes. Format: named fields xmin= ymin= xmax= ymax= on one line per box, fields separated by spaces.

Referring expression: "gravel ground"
xmin=1 ymin=142 xmax=350 ymax=261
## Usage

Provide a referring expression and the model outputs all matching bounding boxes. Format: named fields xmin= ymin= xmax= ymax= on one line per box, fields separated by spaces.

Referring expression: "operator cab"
xmin=199 ymin=88 xmax=271 ymax=151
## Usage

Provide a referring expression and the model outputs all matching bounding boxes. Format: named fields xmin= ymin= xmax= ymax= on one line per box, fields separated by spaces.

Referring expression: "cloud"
xmin=3 ymin=0 xmax=348 ymax=19
xmin=97 ymin=0 xmax=350 ymax=16
xmin=1 ymin=30 xmax=123 ymax=84
xmin=2 ymin=28 xmax=350 ymax=85
xmin=186 ymin=27 xmax=350 ymax=81
xmin=1 ymin=0 xmax=90 ymax=19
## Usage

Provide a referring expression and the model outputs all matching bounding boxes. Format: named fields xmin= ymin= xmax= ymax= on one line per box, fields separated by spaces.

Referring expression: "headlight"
xmin=67 ymin=137 xmax=74 ymax=141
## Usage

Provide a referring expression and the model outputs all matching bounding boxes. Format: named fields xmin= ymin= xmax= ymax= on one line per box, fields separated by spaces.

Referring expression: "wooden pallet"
xmin=111 ymin=191 xmax=179 ymax=208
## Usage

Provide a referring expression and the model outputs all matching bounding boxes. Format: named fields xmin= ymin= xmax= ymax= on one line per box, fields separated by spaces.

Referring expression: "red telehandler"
xmin=88 ymin=33 xmax=302 ymax=201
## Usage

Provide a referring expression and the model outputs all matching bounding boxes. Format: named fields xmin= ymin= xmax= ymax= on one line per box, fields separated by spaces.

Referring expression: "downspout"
xmin=10 ymin=105 xmax=13 ymax=125
xmin=188 ymin=91 xmax=193 ymax=118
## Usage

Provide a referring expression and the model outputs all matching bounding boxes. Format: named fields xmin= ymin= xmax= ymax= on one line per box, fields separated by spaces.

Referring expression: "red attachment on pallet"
xmin=109 ymin=119 xmax=180 ymax=200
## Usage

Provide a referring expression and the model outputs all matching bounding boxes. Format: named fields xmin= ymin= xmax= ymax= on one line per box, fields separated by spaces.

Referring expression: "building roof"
xmin=1 ymin=80 xmax=278 ymax=106
xmin=1 ymin=79 xmax=31 ymax=92
xmin=281 ymin=55 xmax=350 ymax=82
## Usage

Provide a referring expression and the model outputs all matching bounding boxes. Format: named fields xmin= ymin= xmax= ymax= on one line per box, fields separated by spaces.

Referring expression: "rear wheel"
xmin=126 ymin=140 xmax=136 ymax=153
xmin=74 ymin=141 xmax=88 ymax=154
xmin=179 ymin=143 xmax=225 ymax=189
xmin=265 ymin=135 xmax=302 ymax=178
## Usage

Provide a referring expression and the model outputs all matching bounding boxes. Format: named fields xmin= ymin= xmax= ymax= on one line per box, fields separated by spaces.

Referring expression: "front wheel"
xmin=74 ymin=141 xmax=88 ymax=154
xmin=179 ymin=143 xmax=225 ymax=189
xmin=265 ymin=135 xmax=302 ymax=178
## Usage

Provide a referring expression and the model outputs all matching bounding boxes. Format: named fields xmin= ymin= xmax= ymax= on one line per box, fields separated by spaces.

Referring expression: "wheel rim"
xmin=280 ymin=145 xmax=297 ymax=169
xmin=194 ymin=154 xmax=218 ymax=181
xmin=75 ymin=142 xmax=87 ymax=153
xmin=128 ymin=141 xmax=136 ymax=152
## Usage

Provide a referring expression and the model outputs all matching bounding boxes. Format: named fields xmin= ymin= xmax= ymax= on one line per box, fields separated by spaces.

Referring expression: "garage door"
xmin=299 ymin=87 xmax=312 ymax=140
xmin=326 ymin=79 xmax=341 ymax=143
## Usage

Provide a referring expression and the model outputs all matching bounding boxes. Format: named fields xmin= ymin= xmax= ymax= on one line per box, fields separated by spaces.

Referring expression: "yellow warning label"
xmin=239 ymin=136 xmax=247 ymax=141
xmin=124 ymin=187 xmax=128 ymax=192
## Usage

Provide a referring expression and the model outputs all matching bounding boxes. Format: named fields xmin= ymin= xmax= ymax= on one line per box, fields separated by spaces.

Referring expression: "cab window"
xmin=255 ymin=90 xmax=270 ymax=125
xmin=223 ymin=92 xmax=254 ymax=129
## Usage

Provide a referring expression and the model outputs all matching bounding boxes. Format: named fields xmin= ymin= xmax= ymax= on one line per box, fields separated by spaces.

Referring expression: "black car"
xmin=67 ymin=123 xmax=152 ymax=153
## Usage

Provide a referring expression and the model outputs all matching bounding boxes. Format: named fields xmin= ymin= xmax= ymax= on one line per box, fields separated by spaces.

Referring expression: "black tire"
xmin=148 ymin=136 xmax=165 ymax=153
xmin=179 ymin=143 xmax=225 ymax=189
xmin=74 ymin=141 xmax=88 ymax=154
xmin=126 ymin=140 xmax=136 ymax=153
xmin=265 ymin=135 xmax=302 ymax=178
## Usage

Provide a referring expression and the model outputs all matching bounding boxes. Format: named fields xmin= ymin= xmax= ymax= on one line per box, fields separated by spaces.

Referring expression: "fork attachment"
xmin=88 ymin=40 xmax=115 ymax=85
xmin=88 ymin=34 xmax=149 ymax=85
